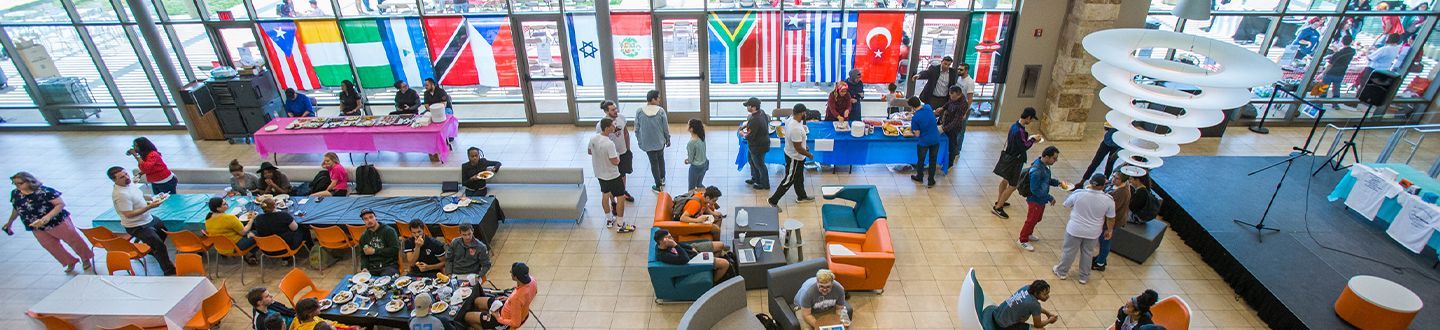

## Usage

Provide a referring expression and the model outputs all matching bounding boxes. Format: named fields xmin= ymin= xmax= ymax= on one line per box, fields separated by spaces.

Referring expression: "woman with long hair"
xmin=5 ymin=172 xmax=93 ymax=273
xmin=825 ymin=83 xmax=853 ymax=122
xmin=204 ymin=197 xmax=257 ymax=264
xmin=684 ymin=118 xmax=708 ymax=190
xmin=129 ymin=137 xmax=179 ymax=194
xmin=310 ymin=152 xmax=348 ymax=197
xmin=338 ymin=80 xmax=363 ymax=116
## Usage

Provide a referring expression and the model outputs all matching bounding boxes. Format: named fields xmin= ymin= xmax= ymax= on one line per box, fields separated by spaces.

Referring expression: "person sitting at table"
xmin=290 ymin=298 xmax=337 ymax=330
xmin=1114 ymin=289 xmax=1159 ymax=330
xmin=206 ymin=197 xmax=258 ymax=265
xmin=404 ymin=219 xmax=447 ymax=278
xmin=338 ymin=80 xmax=363 ymax=116
xmin=992 ymin=280 xmax=1059 ymax=329
xmin=251 ymin=196 xmax=306 ymax=254
xmin=463 ymin=262 xmax=538 ymax=330
xmin=461 ymin=147 xmax=502 ymax=197
xmin=421 ymin=78 xmax=451 ymax=116
xmin=282 ymin=88 xmax=316 ymax=117
xmin=358 ymin=209 xmax=400 ymax=276
xmin=256 ymin=162 xmax=292 ymax=196
xmin=246 ymin=287 xmax=295 ymax=330
xmin=392 ymin=80 xmax=421 ymax=115
xmin=262 ymin=314 xmax=285 ymax=330
xmin=228 ymin=160 xmax=261 ymax=196
xmin=677 ymin=186 xmax=725 ymax=239
xmin=799 ymin=269 xmax=853 ymax=329
xmin=653 ymin=229 xmax=731 ymax=283
xmin=445 ymin=224 xmax=491 ymax=278
xmin=309 ymin=152 xmax=348 ymax=197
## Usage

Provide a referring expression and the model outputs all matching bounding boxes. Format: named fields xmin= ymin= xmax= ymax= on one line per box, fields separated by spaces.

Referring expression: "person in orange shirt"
xmin=678 ymin=186 xmax=725 ymax=239
xmin=467 ymin=262 xmax=539 ymax=329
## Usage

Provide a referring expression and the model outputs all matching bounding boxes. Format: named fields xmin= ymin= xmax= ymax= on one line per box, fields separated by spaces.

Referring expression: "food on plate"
xmin=394 ymin=276 xmax=413 ymax=288
xmin=340 ymin=303 xmax=359 ymax=315
xmin=881 ymin=124 xmax=901 ymax=136
xmin=477 ymin=171 xmax=494 ymax=180
xmin=318 ymin=299 xmax=334 ymax=310
xmin=900 ymin=126 xmax=915 ymax=137
xmin=409 ymin=281 xmax=429 ymax=293
xmin=862 ymin=118 xmax=885 ymax=127
xmin=351 ymin=272 xmax=372 ymax=284
xmin=351 ymin=283 xmax=370 ymax=294
xmin=430 ymin=301 xmax=449 ymax=314
xmin=385 ymin=299 xmax=406 ymax=313
xmin=333 ymin=291 xmax=355 ymax=304
xmin=371 ymin=275 xmax=392 ymax=287
xmin=833 ymin=121 xmax=851 ymax=132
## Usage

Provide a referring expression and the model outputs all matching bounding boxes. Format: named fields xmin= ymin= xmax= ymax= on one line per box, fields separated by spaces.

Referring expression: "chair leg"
xmin=529 ymin=309 xmax=547 ymax=329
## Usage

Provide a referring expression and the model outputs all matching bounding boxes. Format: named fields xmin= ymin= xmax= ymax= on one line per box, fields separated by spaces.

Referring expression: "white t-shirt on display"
xmin=1387 ymin=193 xmax=1440 ymax=253
xmin=1345 ymin=166 xmax=1402 ymax=221
xmin=782 ymin=118 xmax=809 ymax=160
xmin=588 ymin=135 xmax=621 ymax=180
xmin=112 ymin=183 xmax=152 ymax=228
xmin=1062 ymin=188 xmax=1116 ymax=239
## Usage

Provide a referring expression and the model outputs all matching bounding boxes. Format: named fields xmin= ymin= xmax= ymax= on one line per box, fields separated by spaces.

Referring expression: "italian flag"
xmin=339 ymin=19 xmax=397 ymax=89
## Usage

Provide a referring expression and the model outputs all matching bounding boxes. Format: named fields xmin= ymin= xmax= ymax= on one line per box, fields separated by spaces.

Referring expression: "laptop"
xmin=737 ymin=248 xmax=757 ymax=264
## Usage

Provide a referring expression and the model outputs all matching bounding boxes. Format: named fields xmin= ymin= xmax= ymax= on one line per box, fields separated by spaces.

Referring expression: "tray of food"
xmin=833 ymin=121 xmax=850 ymax=132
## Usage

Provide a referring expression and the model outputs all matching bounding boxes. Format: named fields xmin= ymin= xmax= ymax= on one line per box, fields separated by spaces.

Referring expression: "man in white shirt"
xmin=597 ymin=100 xmax=636 ymax=203
xmin=590 ymin=118 xmax=635 ymax=233
xmin=108 ymin=166 xmax=176 ymax=275
xmin=954 ymin=63 xmax=976 ymax=104
xmin=1053 ymin=174 xmax=1115 ymax=284
xmin=768 ymin=105 xmax=815 ymax=211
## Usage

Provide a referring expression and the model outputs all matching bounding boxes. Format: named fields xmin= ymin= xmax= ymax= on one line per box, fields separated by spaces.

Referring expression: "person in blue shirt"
xmin=907 ymin=97 xmax=942 ymax=187
xmin=1291 ymin=18 xmax=1323 ymax=62
xmin=282 ymin=88 xmax=315 ymax=117
xmin=1018 ymin=146 xmax=1062 ymax=252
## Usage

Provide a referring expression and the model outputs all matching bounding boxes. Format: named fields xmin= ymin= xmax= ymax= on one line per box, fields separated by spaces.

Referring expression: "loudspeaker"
xmin=1358 ymin=70 xmax=1399 ymax=106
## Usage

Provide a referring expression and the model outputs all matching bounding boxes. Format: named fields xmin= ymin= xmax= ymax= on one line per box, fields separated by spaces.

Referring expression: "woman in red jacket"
xmin=825 ymin=83 xmax=853 ymax=122
xmin=128 ymin=137 xmax=178 ymax=194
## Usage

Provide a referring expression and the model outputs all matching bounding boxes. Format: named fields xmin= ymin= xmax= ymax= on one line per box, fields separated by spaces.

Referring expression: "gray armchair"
xmin=678 ymin=276 xmax=765 ymax=330
xmin=766 ymin=258 xmax=828 ymax=330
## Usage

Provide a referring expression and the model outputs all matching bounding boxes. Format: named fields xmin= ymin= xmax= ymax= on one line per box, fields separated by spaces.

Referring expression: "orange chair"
xmin=184 ymin=281 xmax=235 ymax=329
xmin=824 ymin=218 xmax=895 ymax=292
xmin=254 ymin=235 xmax=307 ymax=283
xmin=395 ymin=221 xmax=415 ymax=239
xmin=165 ymin=230 xmax=211 ymax=273
xmin=207 ymin=235 xmax=255 ymax=283
xmin=31 ymin=313 xmax=76 ymax=330
xmin=98 ymin=325 xmax=165 ymax=330
xmin=1150 ymin=296 xmax=1191 ymax=330
xmin=312 ymin=226 xmax=359 ymax=274
xmin=175 ymin=253 xmax=205 ymax=276
xmin=96 ymin=237 xmax=152 ymax=275
xmin=279 ymin=268 xmax=330 ymax=306
xmin=439 ymin=224 xmax=462 ymax=243
xmin=106 ymin=251 xmax=136 ymax=275
xmin=652 ymin=192 xmax=716 ymax=242
xmin=80 ymin=227 xmax=127 ymax=257
xmin=345 ymin=224 xmax=367 ymax=242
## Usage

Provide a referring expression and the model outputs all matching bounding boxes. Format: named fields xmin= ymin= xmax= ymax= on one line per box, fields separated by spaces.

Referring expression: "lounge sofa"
xmin=653 ymin=191 xmax=716 ymax=242
xmin=821 ymin=185 xmax=886 ymax=233
xmin=824 ymin=218 xmax=894 ymax=292
xmin=766 ymin=258 xmax=828 ymax=330
xmin=648 ymin=228 xmax=714 ymax=302
xmin=958 ymin=267 xmax=1006 ymax=330
xmin=677 ymin=276 xmax=765 ymax=330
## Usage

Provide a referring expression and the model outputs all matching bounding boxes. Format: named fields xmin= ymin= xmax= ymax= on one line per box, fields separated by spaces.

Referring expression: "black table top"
xmin=733 ymin=206 xmax=781 ymax=237
xmin=734 ymin=235 xmax=786 ymax=267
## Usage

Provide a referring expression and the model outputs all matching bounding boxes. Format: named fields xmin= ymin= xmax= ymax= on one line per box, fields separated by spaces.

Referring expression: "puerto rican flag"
xmin=259 ymin=21 xmax=320 ymax=90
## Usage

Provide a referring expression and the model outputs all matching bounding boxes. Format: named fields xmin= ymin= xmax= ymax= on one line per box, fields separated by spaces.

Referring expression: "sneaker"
xmin=910 ymin=175 xmax=923 ymax=183
xmin=617 ymin=224 xmax=636 ymax=233
xmin=992 ymin=207 xmax=1009 ymax=219
xmin=796 ymin=197 xmax=816 ymax=204
xmin=1078 ymin=278 xmax=1089 ymax=285
xmin=1028 ymin=235 xmax=1040 ymax=242
xmin=1018 ymin=241 xmax=1035 ymax=252
xmin=745 ymin=179 xmax=754 ymax=185
xmin=1052 ymin=265 xmax=1067 ymax=280
xmin=752 ymin=184 xmax=770 ymax=190
xmin=927 ymin=180 xmax=936 ymax=188
xmin=1092 ymin=258 xmax=1107 ymax=272
xmin=769 ymin=202 xmax=781 ymax=212
xmin=651 ymin=185 xmax=662 ymax=193
xmin=624 ymin=194 xmax=635 ymax=202
xmin=1003 ymin=202 xmax=1012 ymax=208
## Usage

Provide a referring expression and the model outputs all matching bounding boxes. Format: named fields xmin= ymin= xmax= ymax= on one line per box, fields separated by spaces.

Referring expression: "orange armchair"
xmin=824 ymin=218 xmax=894 ymax=292
xmin=652 ymin=192 xmax=715 ymax=242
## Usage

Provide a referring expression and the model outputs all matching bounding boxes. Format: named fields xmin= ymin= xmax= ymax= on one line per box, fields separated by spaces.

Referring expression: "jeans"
xmin=1080 ymin=142 xmax=1120 ymax=183
xmin=1019 ymin=202 xmax=1045 ymax=243
xmin=747 ymin=148 xmax=770 ymax=188
xmin=150 ymin=178 xmax=178 ymax=195
xmin=1096 ymin=232 xmax=1112 ymax=266
xmin=124 ymin=218 xmax=176 ymax=275
xmin=915 ymin=144 xmax=939 ymax=183
xmin=768 ymin=156 xmax=809 ymax=204
xmin=236 ymin=236 xmax=257 ymax=252
xmin=1056 ymin=233 xmax=1099 ymax=282
xmin=850 ymin=102 xmax=862 ymax=120
xmin=1321 ymin=73 xmax=1345 ymax=99
xmin=944 ymin=128 xmax=965 ymax=171
xmin=688 ymin=162 xmax=709 ymax=190
xmin=646 ymin=150 xmax=666 ymax=187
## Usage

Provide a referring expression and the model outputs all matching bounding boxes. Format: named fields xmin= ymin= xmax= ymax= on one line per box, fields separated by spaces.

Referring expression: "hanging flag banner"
xmin=339 ymin=19 xmax=397 ymax=89
xmin=258 ymin=21 xmax=320 ymax=90
xmin=966 ymin=12 xmax=1015 ymax=85
xmin=379 ymin=17 xmax=435 ymax=87
xmin=565 ymin=13 xmax=604 ymax=87
xmin=295 ymin=20 xmax=349 ymax=87
xmin=423 ymin=15 xmax=519 ymax=88
xmin=611 ymin=13 xmax=655 ymax=83
xmin=853 ymin=12 xmax=905 ymax=84
xmin=779 ymin=12 xmax=808 ymax=82
xmin=708 ymin=11 xmax=781 ymax=84
xmin=806 ymin=11 xmax=856 ymax=83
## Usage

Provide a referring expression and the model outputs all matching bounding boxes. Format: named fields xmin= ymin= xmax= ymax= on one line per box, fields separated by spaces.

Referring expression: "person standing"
xmin=1094 ymin=170 xmax=1132 ymax=271
xmin=107 ymin=166 xmax=176 ymax=275
xmin=954 ymin=63 xmax=976 ymax=104
xmin=635 ymin=90 xmax=671 ymax=193
xmin=591 ymin=117 xmax=636 ymax=233
xmin=684 ymin=119 xmax=709 ymax=190
xmin=1076 ymin=124 xmax=1121 ymax=188
xmin=357 ymin=209 xmax=400 ymax=276
xmin=282 ymin=88 xmax=316 ymax=117
xmin=129 ymin=137 xmax=178 ymax=195
xmin=1290 ymin=18 xmax=1323 ymax=63
xmin=392 ymin=80 xmax=420 ymax=115
xmin=743 ymin=98 xmax=771 ymax=190
xmin=1321 ymin=35 xmax=1357 ymax=100
xmin=768 ymin=105 xmax=815 ymax=210
xmin=1017 ymin=146 xmax=1063 ymax=252
xmin=883 ymin=83 xmax=907 ymax=115
xmin=991 ymin=280 xmax=1060 ymax=329
xmin=913 ymin=56 xmax=960 ymax=110
xmin=1053 ymin=174 xmax=1115 ymax=284
xmin=938 ymin=86 xmax=971 ymax=172
xmin=598 ymin=101 xmax=636 ymax=202
xmin=824 ymin=83 xmax=853 ymax=122
xmin=338 ymin=80 xmax=364 ymax=116
xmin=992 ymin=108 xmax=1043 ymax=219
xmin=908 ymin=97 xmax=941 ymax=187
xmin=6 ymin=172 xmax=93 ymax=273
xmin=421 ymin=78 xmax=451 ymax=117
xmin=1362 ymin=34 xmax=1404 ymax=87
xmin=310 ymin=152 xmax=348 ymax=197
xmin=844 ymin=69 xmax=865 ymax=120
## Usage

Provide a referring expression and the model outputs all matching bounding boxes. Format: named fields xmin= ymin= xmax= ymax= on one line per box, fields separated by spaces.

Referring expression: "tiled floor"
xmin=0 ymin=123 xmax=1426 ymax=329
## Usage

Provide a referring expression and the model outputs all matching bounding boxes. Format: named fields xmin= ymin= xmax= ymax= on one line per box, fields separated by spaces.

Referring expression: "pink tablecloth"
xmin=254 ymin=116 xmax=459 ymax=158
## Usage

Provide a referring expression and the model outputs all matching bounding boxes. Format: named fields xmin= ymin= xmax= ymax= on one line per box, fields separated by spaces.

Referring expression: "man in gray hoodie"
xmin=635 ymin=90 xmax=671 ymax=193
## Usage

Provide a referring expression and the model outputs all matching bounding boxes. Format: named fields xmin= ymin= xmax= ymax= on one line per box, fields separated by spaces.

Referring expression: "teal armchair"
xmin=821 ymin=185 xmax=887 ymax=233
xmin=648 ymin=228 xmax=715 ymax=303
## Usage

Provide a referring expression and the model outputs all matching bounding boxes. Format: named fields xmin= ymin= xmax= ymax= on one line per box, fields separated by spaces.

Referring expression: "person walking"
xmin=684 ymin=119 xmax=709 ymax=190
xmin=913 ymin=56 xmax=960 ymax=110
xmin=1320 ymin=36 xmax=1356 ymax=101
xmin=844 ymin=69 xmax=865 ymax=120
xmin=1094 ymin=170 xmax=1132 ymax=271
xmin=591 ymin=117 xmax=636 ymax=233
xmin=768 ymin=105 xmax=815 ymax=210
xmin=108 ymin=166 xmax=176 ymax=275
xmin=1075 ymin=123 xmax=1120 ymax=188
xmin=938 ymin=86 xmax=971 ymax=172
xmin=742 ymin=98 xmax=771 ymax=190
xmin=598 ymin=100 xmax=637 ymax=202
xmin=1017 ymin=146 xmax=1064 ymax=252
xmin=992 ymin=108 xmax=1043 ymax=219
xmin=908 ymin=97 xmax=941 ymax=187
xmin=1053 ymin=174 xmax=1115 ymax=284
xmin=6 ymin=172 xmax=93 ymax=273
xmin=635 ymin=90 xmax=671 ymax=192
xmin=129 ymin=137 xmax=178 ymax=195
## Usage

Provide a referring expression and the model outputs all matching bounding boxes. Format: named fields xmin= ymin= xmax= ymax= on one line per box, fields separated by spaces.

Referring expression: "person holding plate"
xmin=460 ymin=147 xmax=502 ymax=197
xmin=462 ymin=262 xmax=538 ymax=330
xmin=107 ymin=166 xmax=176 ymax=275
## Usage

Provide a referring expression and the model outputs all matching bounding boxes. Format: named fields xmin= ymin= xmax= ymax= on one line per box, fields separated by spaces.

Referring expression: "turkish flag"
xmin=853 ymin=12 xmax=906 ymax=84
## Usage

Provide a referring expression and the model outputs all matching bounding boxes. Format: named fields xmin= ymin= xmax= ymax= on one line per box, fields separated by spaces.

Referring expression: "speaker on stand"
xmin=1316 ymin=70 xmax=1399 ymax=174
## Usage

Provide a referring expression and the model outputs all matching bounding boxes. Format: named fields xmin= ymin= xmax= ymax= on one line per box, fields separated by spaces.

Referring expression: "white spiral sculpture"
xmin=1083 ymin=29 xmax=1282 ymax=168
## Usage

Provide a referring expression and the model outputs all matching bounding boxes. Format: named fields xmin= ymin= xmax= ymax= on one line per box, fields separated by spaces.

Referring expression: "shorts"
xmin=992 ymin=152 xmax=1026 ymax=185
xmin=330 ymin=189 xmax=350 ymax=196
xmin=618 ymin=151 xmax=634 ymax=175
xmin=598 ymin=177 xmax=627 ymax=196
xmin=691 ymin=241 xmax=717 ymax=253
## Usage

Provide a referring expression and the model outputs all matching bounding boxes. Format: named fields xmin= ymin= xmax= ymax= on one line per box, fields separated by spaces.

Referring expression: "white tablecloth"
xmin=28 ymin=275 xmax=218 ymax=329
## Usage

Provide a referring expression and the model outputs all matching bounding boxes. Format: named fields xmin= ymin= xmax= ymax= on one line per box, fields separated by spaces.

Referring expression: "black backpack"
xmin=1133 ymin=187 xmax=1164 ymax=222
xmin=670 ymin=190 xmax=701 ymax=220
xmin=1016 ymin=167 xmax=1035 ymax=198
xmin=755 ymin=313 xmax=780 ymax=330
xmin=308 ymin=170 xmax=331 ymax=194
xmin=355 ymin=164 xmax=383 ymax=195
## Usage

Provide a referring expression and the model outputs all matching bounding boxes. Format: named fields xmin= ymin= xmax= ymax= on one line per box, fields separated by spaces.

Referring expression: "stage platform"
xmin=1152 ymin=156 xmax=1440 ymax=329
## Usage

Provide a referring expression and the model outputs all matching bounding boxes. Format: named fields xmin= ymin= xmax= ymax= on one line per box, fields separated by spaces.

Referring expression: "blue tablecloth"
xmin=1328 ymin=163 xmax=1440 ymax=251
xmin=93 ymin=194 xmax=498 ymax=236
xmin=735 ymin=121 xmax=949 ymax=171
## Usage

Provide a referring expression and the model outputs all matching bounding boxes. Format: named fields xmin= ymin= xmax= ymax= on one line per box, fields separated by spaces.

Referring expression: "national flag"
xmin=339 ymin=19 xmax=396 ymax=89
xmin=379 ymin=17 xmax=435 ymax=87
xmin=966 ymin=12 xmax=1013 ymax=84
xmin=780 ymin=12 xmax=807 ymax=82
xmin=565 ymin=13 xmax=604 ymax=86
xmin=611 ymin=13 xmax=655 ymax=83
xmin=258 ymin=21 xmax=319 ymax=90
xmin=465 ymin=16 xmax=520 ymax=87
xmin=295 ymin=20 xmax=349 ymax=87
xmin=807 ymin=11 xmax=856 ymax=83
xmin=707 ymin=11 xmax=781 ymax=84
xmin=853 ymin=12 xmax=905 ymax=84
xmin=425 ymin=16 xmax=475 ymax=86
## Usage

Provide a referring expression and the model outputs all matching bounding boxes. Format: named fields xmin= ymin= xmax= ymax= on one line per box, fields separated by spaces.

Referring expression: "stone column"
xmin=1038 ymin=0 xmax=1149 ymax=140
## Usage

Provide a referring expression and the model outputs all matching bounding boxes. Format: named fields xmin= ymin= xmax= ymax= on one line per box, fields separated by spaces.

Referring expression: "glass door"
xmin=515 ymin=17 xmax=576 ymax=123
xmin=658 ymin=15 xmax=705 ymax=120
xmin=909 ymin=16 xmax=964 ymax=97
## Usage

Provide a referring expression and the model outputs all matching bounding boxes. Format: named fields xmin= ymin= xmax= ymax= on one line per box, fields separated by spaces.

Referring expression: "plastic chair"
xmin=254 ymin=235 xmax=307 ymax=283
xmin=207 ymin=235 xmax=255 ymax=284
xmin=96 ymin=237 xmax=151 ymax=275
xmin=165 ymin=230 xmax=211 ymax=275
xmin=345 ymin=224 xmax=367 ymax=242
xmin=97 ymin=324 xmax=165 ymax=330
xmin=106 ymin=251 xmax=136 ymax=275
xmin=184 ymin=281 xmax=235 ymax=329
xmin=312 ymin=226 xmax=359 ymax=274
xmin=80 ymin=226 xmax=127 ymax=257
xmin=30 ymin=313 xmax=77 ymax=330
xmin=1151 ymin=295 xmax=1192 ymax=330
xmin=439 ymin=224 xmax=462 ymax=243
xmin=175 ymin=253 xmax=205 ymax=276
xmin=279 ymin=268 xmax=330 ymax=306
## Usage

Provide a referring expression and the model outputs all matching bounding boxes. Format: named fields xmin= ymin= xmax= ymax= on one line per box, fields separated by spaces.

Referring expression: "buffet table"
xmin=253 ymin=115 xmax=459 ymax=161
xmin=735 ymin=121 xmax=949 ymax=171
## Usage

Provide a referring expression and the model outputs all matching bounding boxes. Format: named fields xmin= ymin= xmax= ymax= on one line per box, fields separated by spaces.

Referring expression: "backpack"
xmin=308 ymin=170 xmax=331 ymax=194
xmin=1133 ymin=187 xmax=1164 ymax=222
xmin=1016 ymin=167 xmax=1035 ymax=198
xmin=355 ymin=164 xmax=383 ymax=195
xmin=670 ymin=191 xmax=701 ymax=220
xmin=755 ymin=313 xmax=780 ymax=330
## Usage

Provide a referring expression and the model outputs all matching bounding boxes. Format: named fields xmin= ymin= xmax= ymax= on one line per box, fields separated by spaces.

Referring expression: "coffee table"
xmin=733 ymin=235 xmax=787 ymax=289
xmin=732 ymin=206 xmax=781 ymax=237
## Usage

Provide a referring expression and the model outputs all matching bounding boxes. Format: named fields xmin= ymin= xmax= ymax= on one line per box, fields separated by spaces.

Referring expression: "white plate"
xmin=319 ymin=299 xmax=334 ymax=310
xmin=443 ymin=204 xmax=460 ymax=212
xmin=264 ymin=125 xmax=280 ymax=131
xmin=371 ymin=276 xmax=392 ymax=287
xmin=333 ymin=291 xmax=354 ymax=304
xmin=385 ymin=299 xmax=405 ymax=313
xmin=350 ymin=272 xmax=372 ymax=284
xmin=340 ymin=303 xmax=359 ymax=315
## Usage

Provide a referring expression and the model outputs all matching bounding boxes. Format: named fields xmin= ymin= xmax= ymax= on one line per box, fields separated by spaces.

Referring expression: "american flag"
xmin=781 ymin=13 xmax=807 ymax=82
xmin=810 ymin=11 xmax=857 ymax=82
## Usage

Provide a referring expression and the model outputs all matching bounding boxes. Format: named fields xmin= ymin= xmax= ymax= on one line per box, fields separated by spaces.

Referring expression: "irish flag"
xmin=611 ymin=13 xmax=654 ymax=83
xmin=339 ymin=19 xmax=397 ymax=89
xmin=258 ymin=21 xmax=319 ymax=90
xmin=295 ymin=20 xmax=349 ymax=87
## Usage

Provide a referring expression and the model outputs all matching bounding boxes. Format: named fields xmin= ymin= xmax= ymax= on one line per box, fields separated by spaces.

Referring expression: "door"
xmin=657 ymin=14 xmax=706 ymax=121
xmin=514 ymin=16 xmax=576 ymax=124
xmin=907 ymin=15 xmax=966 ymax=97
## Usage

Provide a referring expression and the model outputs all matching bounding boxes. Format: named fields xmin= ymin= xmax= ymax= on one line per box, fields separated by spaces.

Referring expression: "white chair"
xmin=957 ymin=267 xmax=993 ymax=330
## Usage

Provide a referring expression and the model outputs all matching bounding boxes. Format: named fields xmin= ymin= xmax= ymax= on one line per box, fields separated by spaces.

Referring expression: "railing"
xmin=1316 ymin=123 xmax=1440 ymax=177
